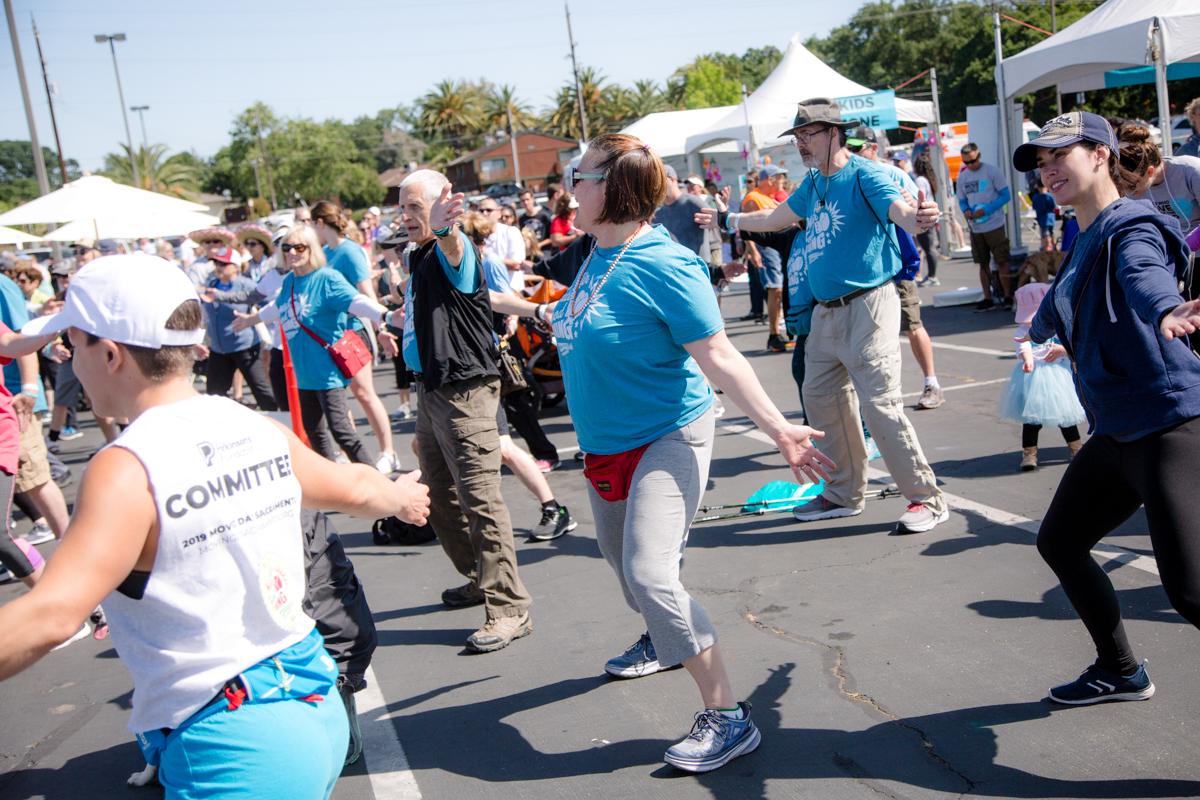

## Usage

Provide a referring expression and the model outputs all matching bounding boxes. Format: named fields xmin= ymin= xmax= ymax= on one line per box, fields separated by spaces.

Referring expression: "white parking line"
xmin=357 ymin=664 xmax=423 ymax=799
xmin=717 ymin=418 xmax=1160 ymax=578
xmin=900 ymin=377 xmax=1009 ymax=399
xmin=931 ymin=341 xmax=1014 ymax=358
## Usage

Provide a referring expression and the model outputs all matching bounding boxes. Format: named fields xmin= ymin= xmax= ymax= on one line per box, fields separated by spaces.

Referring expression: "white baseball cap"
xmin=22 ymin=254 xmax=205 ymax=348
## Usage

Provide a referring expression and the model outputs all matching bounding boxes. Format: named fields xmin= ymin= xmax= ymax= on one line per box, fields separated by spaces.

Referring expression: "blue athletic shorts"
xmin=759 ymin=246 xmax=783 ymax=289
xmin=153 ymin=630 xmax=349 ymax=800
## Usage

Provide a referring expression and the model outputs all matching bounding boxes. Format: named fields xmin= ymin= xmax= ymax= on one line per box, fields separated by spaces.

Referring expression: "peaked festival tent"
xmin=684 ymin=34 xmax=935 ymax=156
xmin=999 ymin=0 xmax=1200 ymax=157
xmin=619 ymin=106 xmax=740 ymax=157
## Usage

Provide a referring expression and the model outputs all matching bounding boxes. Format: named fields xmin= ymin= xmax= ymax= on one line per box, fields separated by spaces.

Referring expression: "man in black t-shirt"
xmin=517 ymin=189 xmax=553 ymax=250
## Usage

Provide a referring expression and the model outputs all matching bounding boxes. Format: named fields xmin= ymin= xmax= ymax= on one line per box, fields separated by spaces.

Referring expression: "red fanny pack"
xmin=583 ymin=443 xmax=652 ymax=502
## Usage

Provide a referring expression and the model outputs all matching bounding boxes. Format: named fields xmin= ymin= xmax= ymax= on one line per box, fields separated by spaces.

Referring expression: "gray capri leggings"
xmin=587 ymin=406 xmax=717 ymax=667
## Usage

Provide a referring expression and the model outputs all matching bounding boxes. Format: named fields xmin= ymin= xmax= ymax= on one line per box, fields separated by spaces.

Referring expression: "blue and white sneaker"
xmin=58 ymin=426 xmax=83 ymax=441
xmin=1048 ymin=661 xmax=1155 ymax=705
xmin=603 ymin=632 xmax=680 ymax=679
xmin=664 ymin=701 xmax=761 ymax=773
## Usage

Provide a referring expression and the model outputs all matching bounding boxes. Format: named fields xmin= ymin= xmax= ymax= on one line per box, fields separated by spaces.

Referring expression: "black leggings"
xmin=916 ymin=231 xmax=939 ymax=278
xmin=206 ymin=345 xmax=278 ymax=411
xmin=297 ymin=388 xmax=372 ymax=465
xmin=1021 ymin=423 xmax=1080 ymax=449
xmin=267 ymin=348 xmax=289 ymax=411
xmin=1036 ymin=416 xmax=1200 ymax=674
xmin=502 ymin=388 xmax=557 ymax=462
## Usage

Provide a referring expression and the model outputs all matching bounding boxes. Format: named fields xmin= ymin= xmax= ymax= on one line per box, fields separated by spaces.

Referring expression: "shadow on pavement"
xmin=970 ymin=581 xmax=1180 ymax=626
xmin=0 ymin=741 xmax=146 ymax=800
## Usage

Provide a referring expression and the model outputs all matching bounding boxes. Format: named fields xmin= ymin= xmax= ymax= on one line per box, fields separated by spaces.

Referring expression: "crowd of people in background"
xmin=2 ymin=89 xmax=1200 ymax=795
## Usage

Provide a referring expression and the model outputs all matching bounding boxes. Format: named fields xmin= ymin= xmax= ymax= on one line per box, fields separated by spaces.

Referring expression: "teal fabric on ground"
xmin=552 ymin=226 xmax=721 ymax=455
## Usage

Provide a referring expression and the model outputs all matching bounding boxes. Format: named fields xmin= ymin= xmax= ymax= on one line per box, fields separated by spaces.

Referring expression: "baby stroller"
xmin=514 ymin=277 xmax=567 ymax=408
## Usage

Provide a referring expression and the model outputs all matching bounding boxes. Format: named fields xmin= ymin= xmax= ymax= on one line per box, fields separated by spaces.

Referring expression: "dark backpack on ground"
xmin=372 ymin=515 xmax=437 ymax=546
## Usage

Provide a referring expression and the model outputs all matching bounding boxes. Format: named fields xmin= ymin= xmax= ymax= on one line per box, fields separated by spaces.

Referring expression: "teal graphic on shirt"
xmin=274 ymin=268 xmax=358 ymax=390
xmin=551 ymin=226 xmax=721 ymax=455
xmin=785 ymin=156 xmax=903 ymax=303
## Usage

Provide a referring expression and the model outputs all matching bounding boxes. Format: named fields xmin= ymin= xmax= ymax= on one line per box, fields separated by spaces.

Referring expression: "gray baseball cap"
xmin=1013 ymin=111 xmax=1117 ymax=172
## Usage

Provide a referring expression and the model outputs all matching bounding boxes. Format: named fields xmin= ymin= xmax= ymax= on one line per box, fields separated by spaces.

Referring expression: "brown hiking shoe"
xmin=466 ymin=612 xmax=532 ymax=653
xmin=1019 ymin=447 xmax=1038 ymax=472
xmin=441 ymin=582 xmax=484 ymax=609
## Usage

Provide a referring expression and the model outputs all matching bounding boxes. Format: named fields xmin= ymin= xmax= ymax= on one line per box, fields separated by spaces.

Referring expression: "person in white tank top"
xmin=0 ymin=254 xmax=429 ymax=800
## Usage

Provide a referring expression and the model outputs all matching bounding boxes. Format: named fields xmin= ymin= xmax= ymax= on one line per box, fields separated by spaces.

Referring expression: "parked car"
xmin=483 ymin=182 xmax=523 ymax=204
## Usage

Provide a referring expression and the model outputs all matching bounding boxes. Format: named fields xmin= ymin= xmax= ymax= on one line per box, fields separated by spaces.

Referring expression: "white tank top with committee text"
xmin=102 ymin=394 xmax=313 ymax=733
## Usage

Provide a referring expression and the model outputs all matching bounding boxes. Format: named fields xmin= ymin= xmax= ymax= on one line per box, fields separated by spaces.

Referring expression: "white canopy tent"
xmin=999 ymin=0 xmax=1200 ymax=157
xmin=619 ymin=107 xmax=740 ymax=157
xmin=38 ymin=210 xmax=221 ymax=242
xmin=684 ymin=34 xmax=935 ymax=156
xmin=0 ymin=175 xmax=209 ymax=229
xmin=0 ymin=226 xmax=43 ymax=246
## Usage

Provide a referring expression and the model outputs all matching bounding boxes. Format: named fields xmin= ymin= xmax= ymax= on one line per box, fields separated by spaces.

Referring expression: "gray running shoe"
xmin=604 ymin=632 xmax=681 ymax=679
xmin=529 ymin=505 xmax=576 ymax=541
xmin=664 ymin=702 xmax=761 ymax=773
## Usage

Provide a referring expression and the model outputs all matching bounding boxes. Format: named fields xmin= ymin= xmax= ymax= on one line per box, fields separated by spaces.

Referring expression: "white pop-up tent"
xmin=684 ymin=34 xmax=935 ymax=156
xmin=620 ymin=106 xmax=740 ymax=157
xmin=999 ymin=0 xmax=1200 ymax=157
xmin=0 ymin=175 xmax=209 ymax=229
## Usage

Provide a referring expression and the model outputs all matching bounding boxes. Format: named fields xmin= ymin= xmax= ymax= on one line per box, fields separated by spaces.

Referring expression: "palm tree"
xmin=628 ymin=80 xmax=671 ymax=118
xmin=102 ymin=143 xmax=200 ymax=196
xmin=545 ymin=66 xmax=610 ymax=140
xmin=481 ymin=85 xmax=535 ymax=139
xmin=417 ymin=79 xmax=483 ymax=151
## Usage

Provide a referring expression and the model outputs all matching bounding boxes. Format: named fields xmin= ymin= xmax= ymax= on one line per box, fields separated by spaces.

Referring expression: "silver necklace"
xmin=566 ymin=224 xmax=645 ymax=320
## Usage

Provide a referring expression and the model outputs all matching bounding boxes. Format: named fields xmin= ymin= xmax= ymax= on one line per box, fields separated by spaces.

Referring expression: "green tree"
xmin=102 ymin=143 xmax=201 ymax=196
xmin=545 ymin=67 xmax=611 ymax=139
xmin=667 ymin=46 xmax=782 ymax=107
xmin=482 ymin=85 xmax=536 ymax=139
xmin=416 ymin=79 xmax=484 ymax=151
xmin=0 ymin=140 xmax=80 ymax=210
xmin=677 ymin=58 xmax=742 ymax=109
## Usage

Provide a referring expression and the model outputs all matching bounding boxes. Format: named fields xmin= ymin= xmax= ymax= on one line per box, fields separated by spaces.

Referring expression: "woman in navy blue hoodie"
xmin=1014 ymin=112 xmax=1200 ymax=706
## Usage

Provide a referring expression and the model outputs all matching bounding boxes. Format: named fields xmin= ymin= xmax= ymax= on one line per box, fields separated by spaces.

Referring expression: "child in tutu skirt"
xmin=999 ymin=282 xmax=1086 ymax=471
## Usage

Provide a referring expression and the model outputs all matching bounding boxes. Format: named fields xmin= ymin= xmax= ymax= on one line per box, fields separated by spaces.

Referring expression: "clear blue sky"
xmin=1 ymin=0 xmax=872 ymax=172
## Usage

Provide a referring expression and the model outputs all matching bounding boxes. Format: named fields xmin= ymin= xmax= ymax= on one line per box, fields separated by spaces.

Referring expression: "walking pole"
xmin=280 ymin=334 xmax=310 ymax=448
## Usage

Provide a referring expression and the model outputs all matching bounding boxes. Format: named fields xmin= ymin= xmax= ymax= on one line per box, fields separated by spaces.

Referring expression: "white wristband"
xmin=20 ymin=383 xmax=39 ymax=397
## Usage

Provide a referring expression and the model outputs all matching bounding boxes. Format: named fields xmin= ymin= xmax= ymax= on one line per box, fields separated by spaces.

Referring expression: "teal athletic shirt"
xmin=552 ymin=225 xmax=722 ymax=455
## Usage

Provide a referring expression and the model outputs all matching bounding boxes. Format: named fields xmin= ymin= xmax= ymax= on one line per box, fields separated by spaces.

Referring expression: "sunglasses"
xmin=280 ymin=243 xmax=308 ymax=253
xmin=202 ymin=239 xmax=223 ymax=245
xmin=245 ymin=239 xmax=263 ymax=247
xmin=480 ymin=207 xmax=500 ymax=214
xmin=564 ymin=165 xmax=605 ymax=192
xmin=961 ymin=157 xmax=980 ymax=166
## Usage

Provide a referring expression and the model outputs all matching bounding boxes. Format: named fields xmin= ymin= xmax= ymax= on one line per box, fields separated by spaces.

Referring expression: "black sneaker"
xmin=529 ymin=505 xmax=576 ymax=541
xmin=973 ymin=298 xmax=996 ymax=312
xmin=1048 ymin=661 xmax=1155 ymax=705
xmin=766 ymin=334 xmax=788 ymax=353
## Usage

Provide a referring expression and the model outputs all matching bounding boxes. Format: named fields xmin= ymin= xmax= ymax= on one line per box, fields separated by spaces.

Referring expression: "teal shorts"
xmin=153 ymin=630 xmax=349 ymax=800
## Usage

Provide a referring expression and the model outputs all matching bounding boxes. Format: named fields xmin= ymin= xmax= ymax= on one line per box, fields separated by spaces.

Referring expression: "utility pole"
xmin=95 ymin=33 xmax=139 ymax=188
xmin=506 ymin=105 xmax=522 ymax=186
xmin=928 ymin=68 xmax=953 ymax=259
xmin=564 ymin=2 xmax=589 ymax=143
xmin=253 ymin=107 xmax=278 ymax=210
xmin=1051 ymin=0 xmax=1062 ymax=114
xmin=31 ymin=15 xmax=67 ymax=187
xmin=6 ymin=0 xmax=50 ymax=198
xmin=130 ymin=105 xmax=150 ymax=149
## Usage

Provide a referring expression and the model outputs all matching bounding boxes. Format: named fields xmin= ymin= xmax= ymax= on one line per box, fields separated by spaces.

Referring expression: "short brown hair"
xmin=587 ymin=134 xmax=666 ymax=225
xmin=11 ymin=263 xmax=42 ymax=285
xmin=86 ymin=299 xmax=204 ymax=382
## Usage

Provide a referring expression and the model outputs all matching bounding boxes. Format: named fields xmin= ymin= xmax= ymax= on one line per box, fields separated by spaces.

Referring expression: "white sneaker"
xmin=375 ymin=450 xmax=402 ymax=475
xmin=894 ymin=502 xmax=949 ymax=535
xmin=22 ymin=521 xmax=55 ymax=546
xmin=52 ymin=623 xmax=92 ymax=651
xmin=390 ymin=403 xmax=414 ymax=421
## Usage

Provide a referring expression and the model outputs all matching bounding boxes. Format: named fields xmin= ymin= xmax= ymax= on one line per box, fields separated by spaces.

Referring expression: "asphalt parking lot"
xmin=2 ymin=255 xmax=1198 ymax=800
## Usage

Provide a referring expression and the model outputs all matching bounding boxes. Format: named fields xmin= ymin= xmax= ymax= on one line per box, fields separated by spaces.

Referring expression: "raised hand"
xmin=916 ymin=189 xmax=940 ymax=231
xmin=429 ymin=183 xmax=466 ymax=232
